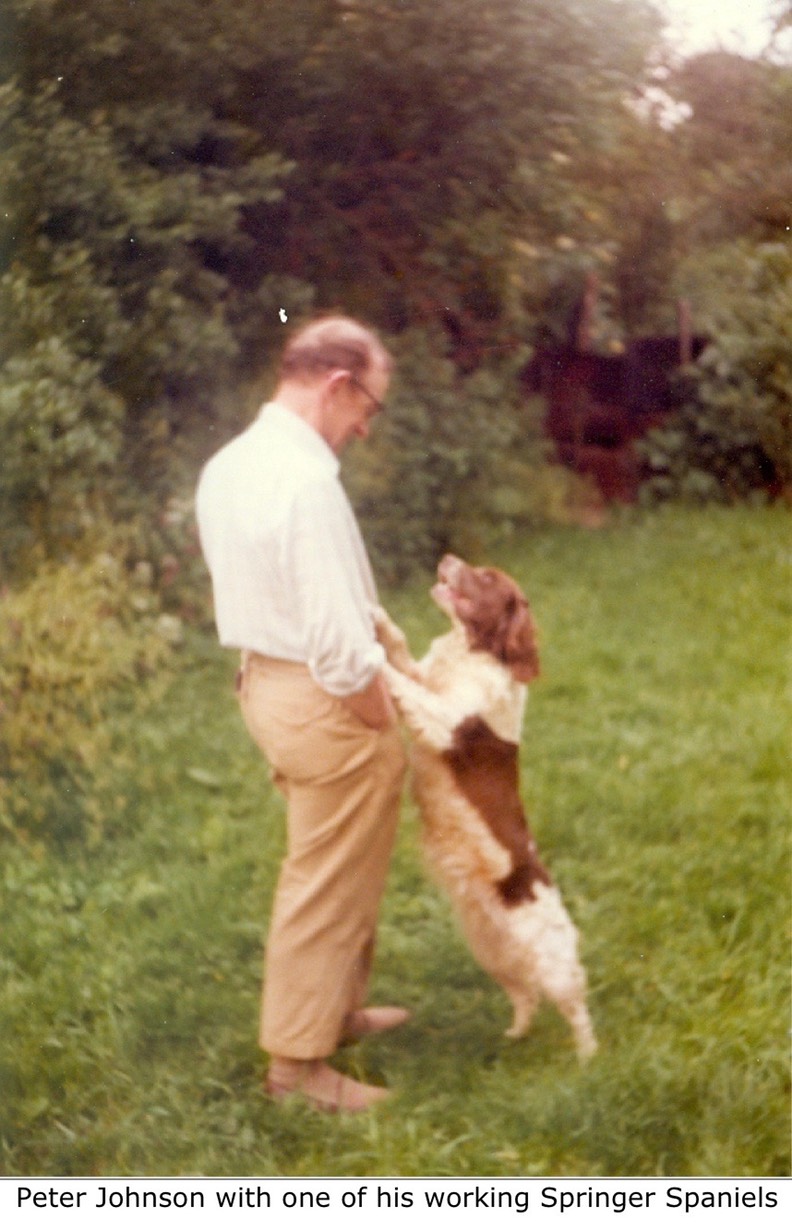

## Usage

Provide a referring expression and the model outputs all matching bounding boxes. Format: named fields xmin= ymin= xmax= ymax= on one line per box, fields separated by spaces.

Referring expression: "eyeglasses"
xmin=346 ymin=372 xmax=385 ymax=415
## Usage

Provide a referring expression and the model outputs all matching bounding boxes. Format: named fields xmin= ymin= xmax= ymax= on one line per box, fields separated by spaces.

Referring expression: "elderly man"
xmin=196 ymin=317 xmax=408 ymax=1113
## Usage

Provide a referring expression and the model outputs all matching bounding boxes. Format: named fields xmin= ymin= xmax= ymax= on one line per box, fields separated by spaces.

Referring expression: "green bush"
xmin=641 ymin=242 xmax=792 ymax=503
xmin=639 ymin=390 xmax=777 ymax=504
xmin=0 ymin=543 xmax=178 ymax=846
xmin=0 ymin=75 xmax=307 ymax=567
xmin=0 ymin=333 xmax=126 ymax=570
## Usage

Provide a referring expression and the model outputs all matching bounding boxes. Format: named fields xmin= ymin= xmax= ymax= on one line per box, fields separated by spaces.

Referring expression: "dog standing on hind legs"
xmin=374 ymin=554 xmax=597 ymax=1060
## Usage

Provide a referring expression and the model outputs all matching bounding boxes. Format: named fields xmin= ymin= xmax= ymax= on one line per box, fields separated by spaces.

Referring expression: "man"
xmin=196 ymin=316 xmax=408 ymax=1113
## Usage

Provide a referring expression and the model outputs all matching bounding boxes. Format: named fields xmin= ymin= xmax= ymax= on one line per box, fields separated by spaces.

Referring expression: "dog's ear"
xmin=502 ymin=597 xmax=540 ymax=683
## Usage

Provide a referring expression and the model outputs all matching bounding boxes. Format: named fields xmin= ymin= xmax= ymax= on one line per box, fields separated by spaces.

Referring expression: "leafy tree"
xmin=665 ymin=50 xmax=792 ymax=245
xmin=0 ymin=3 xmax=310 ymax=572
xmin=236 ymin=0 xmax=664 ymax=359
xmin=2 ymin=0 xmax=673 ymax=574
xmin=635 ymin=41 xmax=792 ymax=505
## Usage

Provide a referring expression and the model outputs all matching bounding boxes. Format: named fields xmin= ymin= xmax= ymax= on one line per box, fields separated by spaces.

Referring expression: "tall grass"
xmin=1 ymin=506 xmax=789 ymax=1176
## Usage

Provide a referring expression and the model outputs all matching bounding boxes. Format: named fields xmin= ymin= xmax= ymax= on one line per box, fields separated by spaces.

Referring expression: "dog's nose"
xmin=438 ymin=553 xmax=463 ymax=579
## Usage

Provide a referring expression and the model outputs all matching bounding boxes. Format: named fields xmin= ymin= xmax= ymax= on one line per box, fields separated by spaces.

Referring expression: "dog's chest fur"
xmin=411 ymin=630 xmax=551 ymax=905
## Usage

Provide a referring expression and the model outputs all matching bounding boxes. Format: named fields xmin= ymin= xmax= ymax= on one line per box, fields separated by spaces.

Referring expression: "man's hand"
xmin=341 ymin=672 xmax=397 ymax=730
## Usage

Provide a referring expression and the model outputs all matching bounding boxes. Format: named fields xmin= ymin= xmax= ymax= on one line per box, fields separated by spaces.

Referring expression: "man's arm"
xmin=290 ymin=478 xmax=393 ymax=715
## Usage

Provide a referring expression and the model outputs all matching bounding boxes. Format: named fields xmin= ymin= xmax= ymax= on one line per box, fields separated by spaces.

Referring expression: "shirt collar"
xmin=258 ymin=401 xmax=340 ymax=476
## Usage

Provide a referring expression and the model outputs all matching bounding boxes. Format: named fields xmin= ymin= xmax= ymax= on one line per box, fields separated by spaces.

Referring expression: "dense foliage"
xmin=0 ymin=23 xmax=309 ymax=569
xmin=641 ymin=242 xmax=792 ymax=501
xmin=2 ymin=1 xmax=789 ymax=573
xmin=1 ymin=0 xmax=666 ymax=574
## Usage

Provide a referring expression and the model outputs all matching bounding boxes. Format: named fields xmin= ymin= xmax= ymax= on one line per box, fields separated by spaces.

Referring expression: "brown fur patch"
xmin=442 ymin=716 xmax=551 ymax=906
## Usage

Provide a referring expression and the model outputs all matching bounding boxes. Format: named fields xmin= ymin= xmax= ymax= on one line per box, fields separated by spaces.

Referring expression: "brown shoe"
xmin=265 ymin=1059 xmax=390 ymax=1114
xmin=341 ymin=1006 xmax=411 ymax=1044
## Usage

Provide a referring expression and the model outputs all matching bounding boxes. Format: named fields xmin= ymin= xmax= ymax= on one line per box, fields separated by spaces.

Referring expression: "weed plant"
xmin=0 ymin=506 xmax=789 ymax=1176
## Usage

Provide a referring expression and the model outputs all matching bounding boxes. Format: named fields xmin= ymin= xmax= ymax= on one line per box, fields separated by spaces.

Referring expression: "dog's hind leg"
xmin=546 ymin=972 xmax=597 ymax=1060
xmin=562 ymin=998 xmax=598 ymax=1060
xmin=529 ymin=900 xmax=597 ymax=1060
xmin=504 ymin=987 xmax=540 ymax=1039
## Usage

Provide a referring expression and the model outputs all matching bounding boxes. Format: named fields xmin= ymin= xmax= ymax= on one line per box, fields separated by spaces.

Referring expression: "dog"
xmin=375 ymin=554 xmax=597 ymax=1059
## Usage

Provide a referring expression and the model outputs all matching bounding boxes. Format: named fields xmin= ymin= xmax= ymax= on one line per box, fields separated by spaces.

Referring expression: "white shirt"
xmin=195 ymin=402 xmax=385 ymax=696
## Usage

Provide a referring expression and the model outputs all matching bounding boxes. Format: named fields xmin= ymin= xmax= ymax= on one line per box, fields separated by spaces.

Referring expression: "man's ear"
xmin=322 ymin=368 xmax=352 ymax=399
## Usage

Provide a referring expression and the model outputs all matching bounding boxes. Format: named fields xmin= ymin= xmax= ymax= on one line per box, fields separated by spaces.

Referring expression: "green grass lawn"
xmin=1 ymin=505 xmax=789 ymax=1176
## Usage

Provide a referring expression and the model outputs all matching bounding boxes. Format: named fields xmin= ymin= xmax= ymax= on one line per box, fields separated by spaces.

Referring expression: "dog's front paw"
xmin=370 ymin=603 xmax=390 ymax=635
xmin=371 ymin=604 xmax=408 ymax=651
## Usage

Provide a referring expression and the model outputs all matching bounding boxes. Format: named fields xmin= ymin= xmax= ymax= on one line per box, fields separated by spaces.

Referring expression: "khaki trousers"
xmin=238 ymin=654 xmax=406 ymax=1060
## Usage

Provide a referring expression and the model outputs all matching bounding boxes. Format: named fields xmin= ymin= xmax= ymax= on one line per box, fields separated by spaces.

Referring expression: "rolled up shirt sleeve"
xmin=286 ymin=476 xmax=386 ymax=697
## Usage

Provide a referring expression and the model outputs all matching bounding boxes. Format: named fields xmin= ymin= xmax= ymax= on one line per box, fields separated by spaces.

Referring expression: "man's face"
xmin=322 ymin=360 xmax=390 ymax=454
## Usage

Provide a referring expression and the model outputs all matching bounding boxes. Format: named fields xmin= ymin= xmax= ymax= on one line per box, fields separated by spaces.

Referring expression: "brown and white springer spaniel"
xmin=375 ymin=555 xmax=597 ymax=1060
